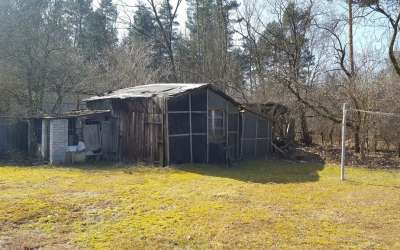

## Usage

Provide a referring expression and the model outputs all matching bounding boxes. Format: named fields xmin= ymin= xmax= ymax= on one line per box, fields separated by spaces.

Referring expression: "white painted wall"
xmin=49 ymin=119 xmax=68 ymax=164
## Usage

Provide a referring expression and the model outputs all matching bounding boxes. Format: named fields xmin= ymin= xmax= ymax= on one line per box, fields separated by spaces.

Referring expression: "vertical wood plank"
xmin=240 ymin=112 xmax=245 ymax=160
xmin=206 ymin=88 xmax=209 ymax=163
xmin=189 ymin=93 xmax=193 ymax=163
xmin=255 ymin=116 xmax=258 ymax=157
xmin=166 ymin=98 xmax=170 ymax=165
xmin=225 ymin=100 xmax=229 ymax=163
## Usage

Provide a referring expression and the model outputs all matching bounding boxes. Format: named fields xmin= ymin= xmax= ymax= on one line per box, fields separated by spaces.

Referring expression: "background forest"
xmin=1 ymin=0 xmax=400 ymax=162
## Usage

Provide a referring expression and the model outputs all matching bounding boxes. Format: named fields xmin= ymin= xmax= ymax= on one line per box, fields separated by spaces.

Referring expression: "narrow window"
xmin=208 ymin=109 xmax=225 ymax=142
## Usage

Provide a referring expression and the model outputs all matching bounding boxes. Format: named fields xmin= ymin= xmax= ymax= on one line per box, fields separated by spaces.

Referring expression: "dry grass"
xmin=1 ymin=160 xmax=400 ymax=249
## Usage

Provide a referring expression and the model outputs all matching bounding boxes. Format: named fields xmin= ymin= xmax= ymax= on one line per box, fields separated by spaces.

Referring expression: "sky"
xmin=95 ymin=0 xmax=188 ymax=36
xmin=94 ymin=0 xmax=394 ymax=66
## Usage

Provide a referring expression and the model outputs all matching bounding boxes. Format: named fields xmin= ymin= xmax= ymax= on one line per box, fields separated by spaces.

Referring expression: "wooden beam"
xmin=206 ymin=88 xmax=209 ymax=163
xmin=165 ymin=98 xmax=170 ymax=166
xmin=189 ymin=93 xmax=193 ymax=163
xmin=240 ymin=112 xmax=245 ymax=160
xmin=255 ymin=117 xmax=258 ymax=157
xmin=225 ymin=101 xmax=229 ymax=163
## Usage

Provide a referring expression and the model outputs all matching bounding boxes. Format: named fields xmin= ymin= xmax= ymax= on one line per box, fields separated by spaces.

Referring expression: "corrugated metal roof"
xmin=31 ymin=110 xmax=111 ymax=119
xmin=84 ymin=83 xmax=208 ymax=102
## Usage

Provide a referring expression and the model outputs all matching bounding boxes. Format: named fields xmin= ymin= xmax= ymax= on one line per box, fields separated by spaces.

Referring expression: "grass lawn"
xmin=1 ymin=160 xmax=400 ymax=249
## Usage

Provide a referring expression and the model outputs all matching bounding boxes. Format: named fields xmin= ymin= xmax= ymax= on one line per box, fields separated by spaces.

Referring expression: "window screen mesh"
xmin=228 ymin=133 xmax=238 ymax=160
xmin=242 ymin=140 xmax=255 ymax=158
xmin=191 ymin=89 xmax=207 ymax=111
xmin=257 ymin=119 xmax=268 ymax=138
xmin=209 ymin=143 xmax=226 ymax=164
xmin=256 ymin=139 xmax=268 ymax=157
xmin=169 ymin=136 xmax=190 ymax=164
xmin=243 ymin=113 xmax=257 ymax=138
xmin=228 ymin=113 xmax=239 ymax=132
xmin=168 ymin=113 xmax=189 ymax=135
xmin=192 ymin=135 xmax=207 ymax=163
xmin=192 ymin=113 xmax=207 ymax=134
xmin=168 ymin=95 xmax=189 ymax=111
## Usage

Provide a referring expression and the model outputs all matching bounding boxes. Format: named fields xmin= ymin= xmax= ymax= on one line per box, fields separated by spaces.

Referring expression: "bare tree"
xmin=356 ymin=0 xmax=400 ymax=77
xmin=146 ymin=0 xmax=183 ymax=81
xmin=83 ymin=42 xmax=167 ymax=95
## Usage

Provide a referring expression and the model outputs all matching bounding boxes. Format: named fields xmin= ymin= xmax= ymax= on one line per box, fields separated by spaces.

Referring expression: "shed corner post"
xmin=225 ymin=100 xmax=228 ymax=164
xmin=164 ymin=97 xmax=170 ymax=167
xmin=206 ymin=88 xmax=209 ymax=164
xmin=240 ymin=111 xmax=245 ymax=160
xmin=189 ymin=93 xmax=193 ymax=163
xmin=255 ymin=116 xmax=258 ymax=158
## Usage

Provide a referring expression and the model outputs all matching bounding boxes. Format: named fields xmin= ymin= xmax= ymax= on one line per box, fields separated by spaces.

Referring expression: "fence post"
xmin=341 ymin=103 xmax=347 ymax=181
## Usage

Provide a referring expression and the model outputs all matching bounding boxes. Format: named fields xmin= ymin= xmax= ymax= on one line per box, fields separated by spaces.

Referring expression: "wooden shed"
xmin=0 ymin=117 xmax=28 ymax=157
xmin=30 ymin=110 xmax=114 ymax=164
xmin=85 ymin=83 xmax=273 ymax=165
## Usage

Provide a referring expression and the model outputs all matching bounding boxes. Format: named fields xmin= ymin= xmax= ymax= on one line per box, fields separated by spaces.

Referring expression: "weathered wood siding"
xmin=0 ymin=117 xmax=28 ymax=156
xmin=113 ymin=98 xmax=164 ymax=164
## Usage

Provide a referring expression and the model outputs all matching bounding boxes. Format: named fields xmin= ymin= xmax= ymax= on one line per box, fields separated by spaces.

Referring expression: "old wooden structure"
xmin=29 ymin=110 xmax=114 ymax=164
xmin=0 ymin=117 xmax=28 ymax=156
xmin=84 ymin=84 xmax=273 ymax=165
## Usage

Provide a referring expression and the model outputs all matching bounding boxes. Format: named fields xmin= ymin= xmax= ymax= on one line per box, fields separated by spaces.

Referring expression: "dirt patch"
xmin=0 ymin=231 xmax=76 ymax=250
xmin=303 ymin=145 xmax=400 ymax=169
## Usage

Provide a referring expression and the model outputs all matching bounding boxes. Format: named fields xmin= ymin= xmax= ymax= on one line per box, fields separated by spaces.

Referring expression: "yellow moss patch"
xmin=0 ymin=161 xmax=400 ymax=249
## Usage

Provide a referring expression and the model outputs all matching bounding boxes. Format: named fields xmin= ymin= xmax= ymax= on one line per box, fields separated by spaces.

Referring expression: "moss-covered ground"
xmin=1 ymin=160 xmax=400 ymax=249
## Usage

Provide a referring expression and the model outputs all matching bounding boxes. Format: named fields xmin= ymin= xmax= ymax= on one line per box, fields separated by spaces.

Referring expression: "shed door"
xmin=126 ymin=111 xmax=162 ymax=163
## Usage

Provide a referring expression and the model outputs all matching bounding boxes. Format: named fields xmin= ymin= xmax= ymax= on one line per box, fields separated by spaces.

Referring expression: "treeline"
xmin=0 ymin=0 xmax=400 ymax=157
xmin=0 ymin=0 xmax=244 ymax=115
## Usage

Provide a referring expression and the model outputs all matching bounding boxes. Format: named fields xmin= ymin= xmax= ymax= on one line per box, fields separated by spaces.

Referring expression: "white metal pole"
xmin=341 ymin=103 xmax=347 ymax=181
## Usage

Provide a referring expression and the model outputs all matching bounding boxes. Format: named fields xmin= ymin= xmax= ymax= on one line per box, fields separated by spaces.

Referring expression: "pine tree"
xmin=99 ymin=0 xmax=118 ymax=47
xmin=183 ymin=0 xmax=239 ymax=84
xmin=257 ymin=2 xmax=314 ymax=145
xmin=84 ymin=0 xmax=117 ymax=61
xmin=128 ymin=2 xmax=155 ymax=43
xmin=65 ymin=0 xmax=93 ymax=49
xmin=156 ymin=1 xmax=180 ymax=64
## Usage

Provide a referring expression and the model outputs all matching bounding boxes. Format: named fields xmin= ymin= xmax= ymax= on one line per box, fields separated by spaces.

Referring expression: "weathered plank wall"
xmin=114 ymin=98 xmax=164 ymax=164
xmin=0 ymin=117 xmax=28 ymax=156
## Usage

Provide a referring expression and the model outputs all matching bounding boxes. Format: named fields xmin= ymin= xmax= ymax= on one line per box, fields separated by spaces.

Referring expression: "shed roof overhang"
xmin=30 ymin=110 xmax=111 ymax=120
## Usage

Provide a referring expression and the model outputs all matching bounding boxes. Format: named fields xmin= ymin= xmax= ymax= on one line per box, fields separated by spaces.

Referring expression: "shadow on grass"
xmin=0 ymin=160 xmax=132 ymax=171
xmin=175 ymin=157 xmax=325 ymax=184
xmin=0 ymin=153 xmax=325 ymax=184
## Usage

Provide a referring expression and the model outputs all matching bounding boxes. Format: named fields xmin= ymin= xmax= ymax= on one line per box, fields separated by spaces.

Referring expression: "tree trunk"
xmin=329 ymin=126 xmax=334 ymax=147
xmin=397 ymin=143 xmax=400 ymax=157
xmin=320 ymin=132 xmax=324 ymax=146
xmin=300 ymin=107 xmax=312 ymax=146
xmin=360 ymin=137 xmax=366 ymax=162
xmin=348 ymin=0 xmax=355 ymax=76
xmin=354 ymin=126 xmax=361 ymax=153
xmin=372 ymin=133 xmax=377 ymax=152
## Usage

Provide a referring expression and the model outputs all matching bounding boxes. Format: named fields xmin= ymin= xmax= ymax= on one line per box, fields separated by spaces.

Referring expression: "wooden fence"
xmin=0 ymin=117 xmax=28 ymax=156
